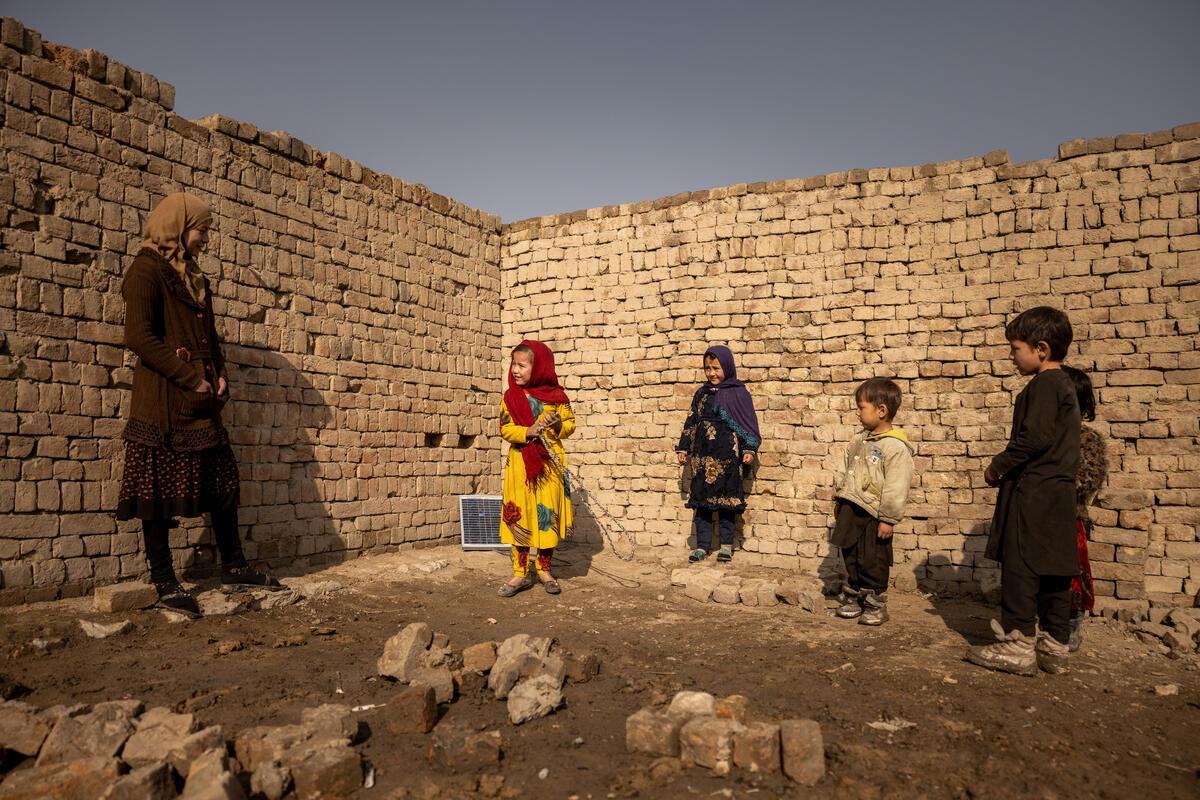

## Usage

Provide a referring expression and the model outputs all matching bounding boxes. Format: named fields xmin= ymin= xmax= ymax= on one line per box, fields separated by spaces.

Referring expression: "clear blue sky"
xmin=7 ymin=1 xmax=1199 ymax=221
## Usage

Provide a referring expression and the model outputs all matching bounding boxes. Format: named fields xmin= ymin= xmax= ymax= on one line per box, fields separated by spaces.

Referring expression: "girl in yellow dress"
xmin=498 ymin=340 xmax=575 ymax=596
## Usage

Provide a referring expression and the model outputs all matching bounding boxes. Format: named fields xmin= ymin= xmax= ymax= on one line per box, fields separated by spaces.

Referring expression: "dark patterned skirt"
xmin=116 ymin=441 xmax=240 ymax=522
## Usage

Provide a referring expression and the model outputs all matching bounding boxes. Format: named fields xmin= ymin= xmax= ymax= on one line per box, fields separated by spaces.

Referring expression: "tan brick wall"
xmin=500 ymin=129 xmax=1200 ymax=612
xmin=2 ymin=16 xmax=1197 ymax=612
xmin=0 ymin=18 xmax=503 ymax=603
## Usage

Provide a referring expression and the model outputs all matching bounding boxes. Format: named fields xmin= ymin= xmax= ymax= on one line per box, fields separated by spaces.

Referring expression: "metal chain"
xmin=535 ymin=433 xmax=636 ymax=561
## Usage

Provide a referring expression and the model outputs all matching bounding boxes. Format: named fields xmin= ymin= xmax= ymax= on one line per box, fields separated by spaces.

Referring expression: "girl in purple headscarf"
xmin=675 ymin=345 xmax=761 ymax=562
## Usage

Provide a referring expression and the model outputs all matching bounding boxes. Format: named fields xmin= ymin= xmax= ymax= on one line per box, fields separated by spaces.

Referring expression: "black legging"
xmin=142 ymin=507 xmax=246 ymax=584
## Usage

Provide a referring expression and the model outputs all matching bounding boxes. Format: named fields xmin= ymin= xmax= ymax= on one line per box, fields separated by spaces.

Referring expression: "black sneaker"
xmin=220 ymin=564 xmax=283 ymax=591
xmin=154 ymin=580 xmax=201 ymax=617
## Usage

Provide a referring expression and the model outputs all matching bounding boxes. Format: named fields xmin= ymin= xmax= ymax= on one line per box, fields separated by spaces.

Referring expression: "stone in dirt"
xmin=0 ymin=756 xmax=121 ymax=800
xmin=427 ymin=725 xmax=503 ymax=771
xmin=215 ymin=640 xmax=243 ymax=655
xmin=1167 ymin=609 xmax=1200 ymax=640
xmin=102 ymin=761 xmax=177 ymax=800
xmin=757 ymin=582 xmax=780 ymax=607
xmin=682 ymin=571 xmax=724 ymax=603
xmin=290 ymin=745 xmax=363 ymax=800
xmin=378 ymin=623 xmax=433 ymax=682
xmin=712 ymin=580 xmax=742 ymax=605
xmin=36 ymin=700 xmax=140 ymax=766
xmin=462 ymin=641 xmax=498 ymax=673
xmin=667 ymin=690 xmax=717 ymax=720
xmin=410 ymin=666 xmax=455 ymax=704
xmin=166 ymin=725 xmax=225 ymax=775
xmin=776 ymin=577 xmax=825 ymax=612
xmin=507 ymin=675 xmax=564 ymax=725
xmin=0 ymin=700 xmax=51 ymax=757
xmin=181 ymin=747 xmax=246 ymax=799
xmin=79 ymin=618 xmax=134 ymax=639
xmin=733 ymin=721 xmax=780 ymax=773
xmin=564 ymin=649 xmax=601 ymax=683
xmin=679 ymin=716 xmax=742 ymax=775
xmin=383 ymin=685 xmax=438 ymax=734
xmin=300 ymin=704 xmax=359 ymax=745
xmin=122 ymin=706 xmax=197 ymax=766
xmin=488 ymin=635 xmax=554 ymax=699
xmin=716 ymin=694 xmax=749 ymax=724
xmin=780 ymin=719 xmax=825 ymax=785
xmin=739 ymin=579 xmax=766 ymax=606
xmin=1162 ymin=628 xmax=1197 ymax=654
xmin=195 ymin=591 xmax=245 ymax=617
xmin=669 ymin=568 xmax=692 ymax=586
xmin=250 ymin=760 xmax=291 ymax=800
xmin=625 ymin=707 xmax=683 ymax=757
xmin=94 ymin=582 xmax=158 ymax=613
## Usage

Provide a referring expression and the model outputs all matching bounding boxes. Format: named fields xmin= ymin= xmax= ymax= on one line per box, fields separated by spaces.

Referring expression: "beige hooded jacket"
xmin=834 ymin=427 xmax=915 ymax=525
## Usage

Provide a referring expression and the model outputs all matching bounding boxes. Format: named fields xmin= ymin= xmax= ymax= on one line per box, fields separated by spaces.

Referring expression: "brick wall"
xmin=2 ymin=16 xmax=1197 ymax=611
xmin=0 ymin=18 xmax=503 ymax=603
xmin=501 ymin=127 xmax=1200 ymax=613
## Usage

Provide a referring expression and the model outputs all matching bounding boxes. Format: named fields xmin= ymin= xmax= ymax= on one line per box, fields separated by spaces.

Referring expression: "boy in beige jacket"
xmin=832 ymin=378 xmax=915 ymax=626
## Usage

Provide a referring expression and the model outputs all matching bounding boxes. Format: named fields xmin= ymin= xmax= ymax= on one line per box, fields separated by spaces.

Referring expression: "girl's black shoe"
xmin=154 ymin=580 xmax=201 ymax=617
xmin=220 ymin=565 xmax=283 ymax=590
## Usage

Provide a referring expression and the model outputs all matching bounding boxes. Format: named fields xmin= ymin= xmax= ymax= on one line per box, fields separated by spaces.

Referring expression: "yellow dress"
xmin=499 ymin=395 xmax=575 ymax=550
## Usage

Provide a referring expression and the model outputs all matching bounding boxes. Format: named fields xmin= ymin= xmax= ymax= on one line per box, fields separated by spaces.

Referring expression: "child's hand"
xmin=742 ymin=452 xmax=754 ymax=465
xmin=877 ymin=521 xmax=894 ymax=540
xmin=984 ymin=465 xmax=999 ymax=487
xmin=676 ymin=451 xmax=688 ymax=464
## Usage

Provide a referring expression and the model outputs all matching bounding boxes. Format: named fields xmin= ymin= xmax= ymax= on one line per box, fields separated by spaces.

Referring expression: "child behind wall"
xmin=831 ymin=378 xmax=915 ymax=627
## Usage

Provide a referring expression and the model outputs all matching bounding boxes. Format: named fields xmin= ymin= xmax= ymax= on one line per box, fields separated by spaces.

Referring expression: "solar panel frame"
xmin=459 ymin=494 xmax=507 ymax=550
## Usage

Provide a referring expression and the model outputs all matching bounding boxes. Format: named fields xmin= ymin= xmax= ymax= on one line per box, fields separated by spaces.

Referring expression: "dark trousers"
xmin=694 ymin=509 xmax=737 ymax=550
xmin=832 ymin=500 xmax=892 ymax=595
xmin=142 ymin=507 xmax=246 ymax=584
xmin=1000 ymin=530 xmax=1072 ymax=644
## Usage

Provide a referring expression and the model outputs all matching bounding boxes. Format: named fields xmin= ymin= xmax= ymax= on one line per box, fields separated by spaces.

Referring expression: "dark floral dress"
xmin=677 ymin=389 xmax=756 ymax=512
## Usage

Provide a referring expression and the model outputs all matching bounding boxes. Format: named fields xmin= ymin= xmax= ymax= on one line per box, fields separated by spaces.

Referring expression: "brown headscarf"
xmin=141 ymin=192 xmax=212 ymax=304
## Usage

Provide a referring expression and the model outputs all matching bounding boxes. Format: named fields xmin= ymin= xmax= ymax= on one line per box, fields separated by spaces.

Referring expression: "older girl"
xmin=117 ymin=192 xmax=279 ymax=615
xmin=498 ymin=340 xmax=576 ymax=596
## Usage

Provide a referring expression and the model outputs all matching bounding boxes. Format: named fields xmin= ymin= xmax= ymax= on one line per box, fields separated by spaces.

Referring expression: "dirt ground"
xmin=1 ymin=543 xmax=1198 ymax=799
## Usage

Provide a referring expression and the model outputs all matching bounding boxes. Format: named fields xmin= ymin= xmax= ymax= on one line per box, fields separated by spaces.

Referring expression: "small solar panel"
xmin=459 ymin=495 xmax=506 ymax=549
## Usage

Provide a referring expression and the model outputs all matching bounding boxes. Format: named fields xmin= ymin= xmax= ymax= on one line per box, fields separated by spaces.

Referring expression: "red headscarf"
xmin=503 ymin=340 xmax=570 ymax=484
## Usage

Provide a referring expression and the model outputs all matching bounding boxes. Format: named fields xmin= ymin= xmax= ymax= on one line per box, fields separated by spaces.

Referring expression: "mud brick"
xmin=780 ymin=719 xmax=825 ymax=786
xmin=625 ymin=707 xmax=683 ymax=757
xmin=0 ymin=700 xmax=50 ymax=756
xmin=0 ymin=756 xmax=121 ymax=799
xmin=383 ymin=685 xmax=437 ymax=734
xmin=290 ymin=744 xmax=362 ymax=800
xmin=93 ymin=581 xmax=157 ymax=612
xmin=733 ymin=721 xmax=781 ymax=773
xmin=679 ymin=716 xmax=741 ymax=775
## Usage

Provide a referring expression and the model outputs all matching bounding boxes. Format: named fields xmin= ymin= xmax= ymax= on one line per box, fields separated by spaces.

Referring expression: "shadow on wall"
xmin=177 ymin=348 xmax=338 ymax=582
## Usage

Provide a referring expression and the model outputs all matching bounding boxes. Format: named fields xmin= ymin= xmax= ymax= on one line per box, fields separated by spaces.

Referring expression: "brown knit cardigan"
xmin=1076 ymin=424 xmax=1108 ymax=526
xmin=121 ymin=248 xmax=230 ymax=451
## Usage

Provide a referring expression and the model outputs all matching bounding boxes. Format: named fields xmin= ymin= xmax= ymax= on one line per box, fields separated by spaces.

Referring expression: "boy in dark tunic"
xmin=676 ymin=346 xmax=760 ymax=563
xmin=967 ymin=307 xmax=1080 ymax=676
xmin=117 ymin=193 xmax=279 ymax=615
